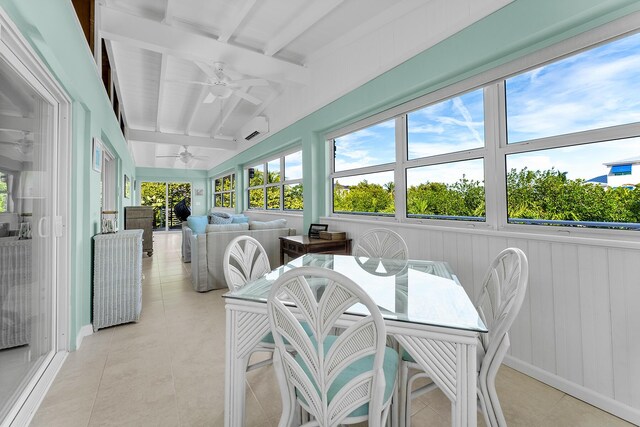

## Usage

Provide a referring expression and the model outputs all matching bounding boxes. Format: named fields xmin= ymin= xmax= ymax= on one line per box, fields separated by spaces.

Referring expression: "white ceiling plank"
xmin=209 ymin=92 xmax=244 ymax=137
xmin=127 ymin=128 xmax=237 ymax=150
xmin=0 ymin=115 xmax=35 ymax=132
xmin=263 ymin=0 xmax=343 ymax=57
xmin=99 ymin=5 xmax=309 ymax=85
xmin=218 ymin=0 xmax=257 ymax=43
xmin=305 ymin=0 xmax=425 ymax=63
xmin=184 ymin=85 xmax=211 ymax=134
xmin=155 ymin=54 xmax=168 ymax=131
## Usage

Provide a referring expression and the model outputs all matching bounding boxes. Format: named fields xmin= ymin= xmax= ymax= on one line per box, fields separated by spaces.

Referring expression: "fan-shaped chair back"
xmin=223 ymin=235 xmax=271 ymax=292
xmin=352 ymin=228 xmax=408 ymax=260
xmin=267 ymin=266 xmax=392 ymax=427
xmin=475 ymin=247 xmax=528 ymax=426
xmin=476 ymin=247 xmax=528 ymax=361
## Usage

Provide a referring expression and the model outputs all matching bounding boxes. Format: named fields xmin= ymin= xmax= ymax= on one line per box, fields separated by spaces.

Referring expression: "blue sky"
xmin=333 ymin=31 xmax=640 ymax=185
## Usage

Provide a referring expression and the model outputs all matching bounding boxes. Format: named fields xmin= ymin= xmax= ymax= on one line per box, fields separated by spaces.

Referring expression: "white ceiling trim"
xmin=162 ymin=0 xmax=174 ymax=24
xmin=127 ymin=128 xmax=238 ymax=150
xmin=263 ymin=0 xmax=344 ymax=57
xmin=218 ymin=0 xmax=257 ymax=43
xmin=99 ymin=5 xmax=310 ymax=86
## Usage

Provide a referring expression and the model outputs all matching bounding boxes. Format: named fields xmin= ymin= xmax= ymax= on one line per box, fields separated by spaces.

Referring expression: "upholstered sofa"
xmin=190 ymin=220 xmax=296 ymax=292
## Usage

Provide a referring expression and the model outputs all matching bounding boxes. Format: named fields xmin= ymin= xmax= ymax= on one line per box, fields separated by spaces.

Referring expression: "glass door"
xmin=140 ymin=181 xmax=191 ymax=231
xmin=0 ymin=51 xmax=57 ymax=421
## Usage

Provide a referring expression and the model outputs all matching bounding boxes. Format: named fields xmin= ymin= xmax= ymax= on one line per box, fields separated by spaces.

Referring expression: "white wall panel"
xmin=321 ymin=216 xmax=640 ymax=423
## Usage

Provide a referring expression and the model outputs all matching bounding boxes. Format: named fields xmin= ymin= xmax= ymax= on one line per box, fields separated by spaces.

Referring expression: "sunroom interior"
xmin=1 ymin=0 xmax=640 ymax=426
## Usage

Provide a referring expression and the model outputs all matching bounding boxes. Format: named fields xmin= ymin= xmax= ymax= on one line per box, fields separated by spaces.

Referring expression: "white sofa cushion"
xmin=206 ymin=223 xmax=249 ymax=233
xmin=249 ymin=219 xmax=287 ymax=230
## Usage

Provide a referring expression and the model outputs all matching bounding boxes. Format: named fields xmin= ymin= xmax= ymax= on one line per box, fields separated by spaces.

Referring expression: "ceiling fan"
xmin=168 ymin=62 xmax=268 ymax=105
xmin=156 ymin=145 xmax=208 ymax=164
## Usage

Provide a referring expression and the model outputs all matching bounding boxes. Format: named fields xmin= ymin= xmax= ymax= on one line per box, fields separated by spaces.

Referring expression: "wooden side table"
xmin=279 ymin=235 xmax=352 ymax=264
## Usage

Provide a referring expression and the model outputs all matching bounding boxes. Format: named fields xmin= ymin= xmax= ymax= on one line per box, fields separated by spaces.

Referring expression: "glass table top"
xmin=223 ymin=253 xmax=487 ymax=333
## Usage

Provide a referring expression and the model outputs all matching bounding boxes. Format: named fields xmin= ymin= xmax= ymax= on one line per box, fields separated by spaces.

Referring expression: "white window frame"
xmin=212 ymin=171 xmax=236 ymax=209
xmin=327 ymin=15 xmax=640 ymax=238
xmin=245 ymin=147 xmax=303 ymax=212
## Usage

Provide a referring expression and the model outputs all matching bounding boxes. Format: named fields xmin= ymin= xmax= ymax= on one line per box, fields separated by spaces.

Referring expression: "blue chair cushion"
xmin=295 ymin=335 xmax=398 ymax=418
xmin=186 ymin=215 xmax=207 ymax=235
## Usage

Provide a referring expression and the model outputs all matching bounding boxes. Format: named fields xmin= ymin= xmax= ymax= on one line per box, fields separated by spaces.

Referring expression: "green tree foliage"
xmin=334 ymin=180 xmax=395 ymax=214
xmin=506 ymin=168 xmax=640 ymax=223
xmin=140 ymin=182 xmax=191 ymax=228
xmin=0 ymin=172 xmax=7 ymax=213
xmin=284 ymin=184 xmax=303 ymax=210
xmin=333 ymin=167 xmax=640 ymax=226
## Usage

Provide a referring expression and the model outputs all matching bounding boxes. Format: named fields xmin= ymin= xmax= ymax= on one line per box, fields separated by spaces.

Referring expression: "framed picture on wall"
xmin=92 ymin=138 xmax=103 ymax=172
xmin=124 ymin=174 xmax=131 ymax=198
xmin=195 ymin=188 xmax=204 ymax=196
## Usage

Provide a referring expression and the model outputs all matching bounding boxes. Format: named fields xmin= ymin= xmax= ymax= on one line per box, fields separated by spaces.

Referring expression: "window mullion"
xmin=483 ymin=83 xmax=502 ymax=230
xmin=395 ymin=115 xmax=407 ymax=221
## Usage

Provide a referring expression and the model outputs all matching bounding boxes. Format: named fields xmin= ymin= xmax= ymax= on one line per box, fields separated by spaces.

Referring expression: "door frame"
xmin=0 ymin=8 xmax=71 ymax=427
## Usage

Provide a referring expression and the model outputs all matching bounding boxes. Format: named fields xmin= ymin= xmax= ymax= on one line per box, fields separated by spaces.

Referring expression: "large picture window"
xmin=331 ymin=88 xmax=486 ymax=221
xmin=329 ymin=29 xmax=640 ymax=232
xmin=247 ymin=149 xmax=303 ymax=211
xmin=212 ymin=172 xmax=235 ymax=208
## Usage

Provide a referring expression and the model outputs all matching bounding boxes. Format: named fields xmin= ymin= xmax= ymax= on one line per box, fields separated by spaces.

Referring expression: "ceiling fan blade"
xmin=166 ymin=79 xmax=214 ymax=87
xmin=229 ymin=78 xmax=269 ymax=87
xmin=233 ymin=89 xmax=262 ymax=105
xmin=155 ymin=155 xmax=179 ymax=158
xmin=193 ymin=156 xmax=209 ymax=160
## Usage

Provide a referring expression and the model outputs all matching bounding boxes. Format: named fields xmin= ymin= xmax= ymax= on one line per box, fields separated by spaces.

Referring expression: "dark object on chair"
xmin=174 ymin=199 xmax=191 ymax=222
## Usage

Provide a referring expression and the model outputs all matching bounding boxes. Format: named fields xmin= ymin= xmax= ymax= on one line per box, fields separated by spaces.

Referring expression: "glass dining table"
xmin=223 ymin=253 xmax=488 ymax=427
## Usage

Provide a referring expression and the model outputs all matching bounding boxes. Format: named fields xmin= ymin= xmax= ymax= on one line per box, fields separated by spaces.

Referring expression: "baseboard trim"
xmin=504 ymin=355 xmax=640 ymax=425
xmin=6 ymin=351 xmax=67 ymax=427
xmin=75 ymin=324 xmax=93 ymax=350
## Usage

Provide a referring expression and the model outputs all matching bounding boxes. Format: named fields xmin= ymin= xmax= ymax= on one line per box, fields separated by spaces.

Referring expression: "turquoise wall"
xmin=208 ymin=0 xmax=640 ymax=230
xmin=136 ymin=167 xmax=209 ymax=216
xmin=0 ymin=0 xmax=136 ymax=349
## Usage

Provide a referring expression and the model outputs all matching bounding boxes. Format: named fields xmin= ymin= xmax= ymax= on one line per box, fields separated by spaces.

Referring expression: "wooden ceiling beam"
xmin=217 ymin=0 xmax=257 ymax=43
xmin=126 ymin=128 xmax=237 ymax=150
xmin=99 ymin=5 xmax=309 ymax=85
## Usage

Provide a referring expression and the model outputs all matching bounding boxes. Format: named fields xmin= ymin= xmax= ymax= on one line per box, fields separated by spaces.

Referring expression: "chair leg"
xmin=398 ymin=362 xmax=409 ymax=427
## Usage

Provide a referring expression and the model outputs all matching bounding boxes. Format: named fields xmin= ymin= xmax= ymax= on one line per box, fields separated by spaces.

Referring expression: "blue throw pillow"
xmin=187 ymin=216 xmax=207 ymax=235
xmin=231 ymin=215 xmax=249 ymax=224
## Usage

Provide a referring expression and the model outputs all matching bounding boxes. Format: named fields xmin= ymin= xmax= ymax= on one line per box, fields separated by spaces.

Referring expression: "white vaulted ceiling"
xmin=98 ymin=0 xmax=511 ymax=170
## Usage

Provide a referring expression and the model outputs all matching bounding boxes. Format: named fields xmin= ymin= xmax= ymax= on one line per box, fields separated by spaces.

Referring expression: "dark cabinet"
xmin=124 ymin=206 xmax=153 ymax=256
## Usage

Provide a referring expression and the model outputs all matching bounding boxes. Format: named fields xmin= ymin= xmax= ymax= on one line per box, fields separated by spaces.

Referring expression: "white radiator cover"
xmin=322 ymin=217 xmax=640 ymax=425
xmin=92 ymin=230 xmax=143 ymax=331
xmin=0 ymin=237 xmax=32 ymax=349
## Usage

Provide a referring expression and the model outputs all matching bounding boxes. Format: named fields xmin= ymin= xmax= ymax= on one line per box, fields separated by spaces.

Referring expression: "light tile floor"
xmin=31 ymin=233 xmax=633 ymax=426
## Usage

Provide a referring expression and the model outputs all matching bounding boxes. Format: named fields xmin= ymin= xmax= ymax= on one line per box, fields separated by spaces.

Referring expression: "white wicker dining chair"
xmin=267 ymin=266 xmax=399 ymax=427
xmin=223 ymin=236 xmax=276 ymax=371
xmin=398 ymin=247 xmax=529 ymax=427
xmin=223 ymin=235 xmax=272 ymax=292
xmin=352 ymin=228 xmax=409 ymax=260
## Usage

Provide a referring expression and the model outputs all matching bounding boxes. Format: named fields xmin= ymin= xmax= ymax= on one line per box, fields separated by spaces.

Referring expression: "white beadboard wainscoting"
xmin=322 ymin=216 xmax=640 ymax=425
